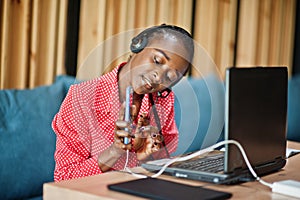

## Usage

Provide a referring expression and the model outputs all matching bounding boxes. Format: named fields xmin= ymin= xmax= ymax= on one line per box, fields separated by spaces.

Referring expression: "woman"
xmin=52 ymin=24 xmax=194 ymax=181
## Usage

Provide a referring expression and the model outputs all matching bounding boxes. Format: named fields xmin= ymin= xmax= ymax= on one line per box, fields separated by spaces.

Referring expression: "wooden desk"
xmin=43 ymin=141 xmax=300 ymax=200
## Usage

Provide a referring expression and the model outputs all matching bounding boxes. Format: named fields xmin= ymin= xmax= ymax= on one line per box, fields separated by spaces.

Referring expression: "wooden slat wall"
xmin=192 ymin=0 xmax=238 ymax=78
xmin=192 ymin=0 xmax=296 ymax=78
xmin=0 ymin=0 xmax=297 ymax=89
xmin=236 ymin=0 xmax=296 ymax=76
xmin=0 ymin=0 xmax=31 ymax=89
xmin=78 ymin=0 xmax=297 ymax=79
xmin=56 ymin=0 xmax=68 ymax=76
xmin=29 ymin=0 xmax=68 ymax=87
xmin=76 ymin=0 xmax=194 ymax=80
xmin=0 ymin=0 xmax=68 ymax=89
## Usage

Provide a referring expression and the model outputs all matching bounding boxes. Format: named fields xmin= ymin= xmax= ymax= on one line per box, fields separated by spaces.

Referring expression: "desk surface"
xmin=43 ymin=141 xmax=300 ymax=200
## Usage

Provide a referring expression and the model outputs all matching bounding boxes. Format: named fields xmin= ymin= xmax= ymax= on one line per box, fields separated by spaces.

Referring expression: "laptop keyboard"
xmin=174 ymin=153 xmax=224 ymax=173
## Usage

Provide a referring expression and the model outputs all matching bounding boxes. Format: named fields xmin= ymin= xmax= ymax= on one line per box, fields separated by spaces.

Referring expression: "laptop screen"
xmin=224 ymin=67 xmax=288 ymax=174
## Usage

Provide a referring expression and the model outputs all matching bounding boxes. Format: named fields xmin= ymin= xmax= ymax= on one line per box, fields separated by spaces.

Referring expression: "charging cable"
xmin=122 ymin=139 xmax=273 ymax=188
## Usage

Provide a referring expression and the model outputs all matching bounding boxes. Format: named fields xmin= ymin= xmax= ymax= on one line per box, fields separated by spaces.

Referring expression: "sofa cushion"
xmin=172 ymin=75 xmax=225 ymax=155
xmin=287 ymin=74 xmax=300 ymax=142
xmin=0 ymin=75 xmax=74 ymax=199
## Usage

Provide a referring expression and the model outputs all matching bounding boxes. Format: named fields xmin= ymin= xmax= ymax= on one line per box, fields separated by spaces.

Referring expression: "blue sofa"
xmin=0 ymin=74 xmax=299 ymax=199
xmin=172 ymin=74 xmax=226 ymax=155
xmin=0 ymin=76 xmax=74 ymax=200
xmin=287 ymin=74 xmax=300 ymax=142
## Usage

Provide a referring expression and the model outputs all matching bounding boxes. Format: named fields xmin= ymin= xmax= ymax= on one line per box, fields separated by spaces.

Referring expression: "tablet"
xmin=108 ymin=177 xmax=232 ymax=200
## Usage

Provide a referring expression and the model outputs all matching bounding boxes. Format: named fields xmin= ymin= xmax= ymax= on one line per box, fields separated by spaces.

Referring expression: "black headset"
xmin=130 ymin=24 xmax=193 ymax=54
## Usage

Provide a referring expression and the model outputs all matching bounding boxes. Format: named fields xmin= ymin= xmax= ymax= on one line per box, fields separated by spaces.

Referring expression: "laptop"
xmin=142 ymin=66 xmax=288 ymax=184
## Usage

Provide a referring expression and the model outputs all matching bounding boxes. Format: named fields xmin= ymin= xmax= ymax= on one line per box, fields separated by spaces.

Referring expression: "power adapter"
xmin=272 ymin=180 xmax=300 ymax=198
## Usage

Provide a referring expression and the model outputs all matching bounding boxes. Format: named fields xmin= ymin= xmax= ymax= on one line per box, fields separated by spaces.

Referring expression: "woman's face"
xmin=128 ymin=36 xmax=190 ymax=94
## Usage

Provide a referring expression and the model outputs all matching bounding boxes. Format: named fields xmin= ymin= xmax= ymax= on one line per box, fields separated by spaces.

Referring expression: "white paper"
xmin=286 ymin=148 xmax=300 ymax=158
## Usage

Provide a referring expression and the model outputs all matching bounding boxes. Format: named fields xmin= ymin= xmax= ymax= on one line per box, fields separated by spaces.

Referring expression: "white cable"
xmin=123 ymin=150 xmax=148 ymax=178
xmin=125 ymin=167 xmax=148 ymax=179
xmin=123 ymin=139 xmax=273 ymax=188
xmin=123 ymin=150 xmax=130 ymax=171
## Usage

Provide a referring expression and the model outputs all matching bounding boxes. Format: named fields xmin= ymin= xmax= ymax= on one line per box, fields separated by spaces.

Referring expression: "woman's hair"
xmin=130 ymin=24 xmax=194 ymax=66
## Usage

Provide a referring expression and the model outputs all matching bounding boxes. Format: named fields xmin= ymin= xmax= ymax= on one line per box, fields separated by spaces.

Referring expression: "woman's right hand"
xmin=114 ymin=120 xmax=132 ymax=151
xmin=113 ymin=102 xmax=137 ymax=151
xmin=97 ymin=103 xmax=134 ymax=172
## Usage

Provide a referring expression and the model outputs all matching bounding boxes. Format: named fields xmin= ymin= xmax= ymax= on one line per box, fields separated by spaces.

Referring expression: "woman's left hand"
xmin=133 ymin=113 xmax=163 ymax=160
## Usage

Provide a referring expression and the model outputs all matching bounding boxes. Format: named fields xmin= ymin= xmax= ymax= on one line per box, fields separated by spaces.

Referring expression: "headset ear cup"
xmin=130 ymin=35 xmax=148 ymax=53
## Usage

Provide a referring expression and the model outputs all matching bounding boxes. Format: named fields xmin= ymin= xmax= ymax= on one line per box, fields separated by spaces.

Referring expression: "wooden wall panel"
xmin=256 ymin=0 xmax=272 ymax=65
xmin=55 ymin=0 xmax=68 ymax=76
xmin=192 ymin=0 xmax=238 ymax=78
xmin=275 ymin=0 xmax=296 ymax=73
xmin=0 ymin=0 xmax=296 ymax=89
xmin=76 ymin=0 xmax=193 ymax=80
xmin=236 ymin=0 xmax=296 ymax=76
xmin=77 ymin=0 xmax=107 ymax=79
xmin=216 ymin=0 xmax=238 ymax=75
xmin=30 ymin=0 xmax=58 ymax=87
xmin=0 ymin=0 xmax=68 ymax=89
xmin=0 ymin=0 xmax=31 ymax=88
xmin=236 ymin=0 xmax=260 ymax=66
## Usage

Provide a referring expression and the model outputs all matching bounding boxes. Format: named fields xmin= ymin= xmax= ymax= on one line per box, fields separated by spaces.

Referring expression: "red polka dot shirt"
xmin=52 ymin=63 xmax=178 ymax=181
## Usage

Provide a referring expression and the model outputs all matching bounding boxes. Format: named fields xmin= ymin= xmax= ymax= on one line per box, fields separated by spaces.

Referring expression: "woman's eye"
xmin=153 ymin=56 xmax=161 ymax=64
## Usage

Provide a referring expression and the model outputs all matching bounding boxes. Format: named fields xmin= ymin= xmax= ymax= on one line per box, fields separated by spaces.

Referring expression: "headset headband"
xmin=130 ymin=24 xmax=193 ymax=53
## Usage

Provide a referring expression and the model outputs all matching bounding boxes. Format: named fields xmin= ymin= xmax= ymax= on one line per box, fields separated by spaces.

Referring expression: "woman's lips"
xmin=142 ymin=75 xmax=153 ymax=90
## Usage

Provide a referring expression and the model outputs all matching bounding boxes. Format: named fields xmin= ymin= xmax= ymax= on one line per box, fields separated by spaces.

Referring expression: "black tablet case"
xmin=108 ymin=177 xmax=232 ymax=200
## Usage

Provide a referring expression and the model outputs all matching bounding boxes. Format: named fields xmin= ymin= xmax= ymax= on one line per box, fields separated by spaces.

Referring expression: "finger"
xmin=145 ymin=142 xmax=153 ymax=154
xmin=152 ymin=143 xmax=161 ymax=152
xmin=140 ymin=125 xmax=158 ymax=133
xmin=142 ymin=116 xmax=150 ymax=126
xmin=141 ymin=113 xmax=150 ymax=126
xmin=114 ymin=139 xmax=132 ymax=151
xmin=133 ymin=136 xmax=146 ymax=151
xmin=136 ymin=113 xmax=147 ymax=128
xmin=134 ymin=131 xmax=148 ymax=139
xmin=115 ymin=130 xmax=130 ymax=138
xmin=137 ymin=114 xmax=143 ymax=129
xmin=130 ymin=105 xmax=137 ymax=121
xmin=122 ymin=143 xmax=132 ymax=151
xmin=115 ymin=120 xmax=130 ymax=129
xmin=114 ymin=138 xmax=123 ymax=146
xmin=135 ymin=125 xmax=158 ymax=140
xmin=152 ymin=133 xmax=164 ymax=143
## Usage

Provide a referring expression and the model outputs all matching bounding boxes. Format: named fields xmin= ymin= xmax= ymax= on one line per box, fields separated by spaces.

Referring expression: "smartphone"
xmin=124 ymin=86 xmax=132 ymax=144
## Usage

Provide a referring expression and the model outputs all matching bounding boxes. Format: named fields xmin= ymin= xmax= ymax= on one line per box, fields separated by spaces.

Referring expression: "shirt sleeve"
xmin=52 ymin=85 xmax=102 ymax=182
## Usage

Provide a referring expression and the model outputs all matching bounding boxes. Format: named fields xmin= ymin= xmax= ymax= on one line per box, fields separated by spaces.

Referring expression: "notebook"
xmin=108 ymin=177 xmax=232 ymax=200
xmin=142 ymin=66 xmax=288 ymax=184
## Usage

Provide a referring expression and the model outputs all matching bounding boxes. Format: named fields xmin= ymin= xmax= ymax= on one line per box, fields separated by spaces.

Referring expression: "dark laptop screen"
xmin=224 ymin=67 xmax=288 ymax=174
